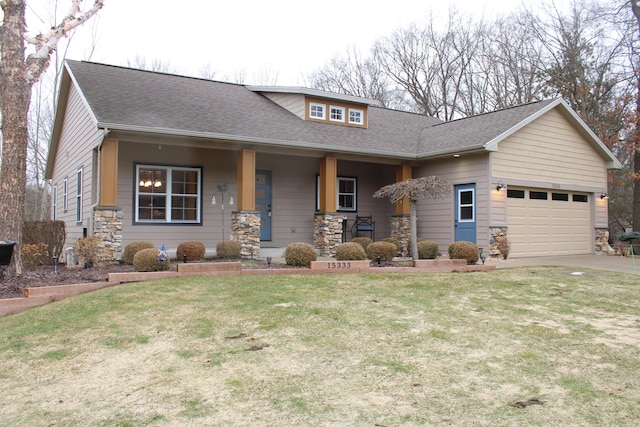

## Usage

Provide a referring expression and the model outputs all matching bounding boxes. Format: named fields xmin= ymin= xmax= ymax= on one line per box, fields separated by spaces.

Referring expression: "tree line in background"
xmin=8 ymin=0 xmax=640 ymax=256
xmin=310 ymin=0 xmax=640 ymax=237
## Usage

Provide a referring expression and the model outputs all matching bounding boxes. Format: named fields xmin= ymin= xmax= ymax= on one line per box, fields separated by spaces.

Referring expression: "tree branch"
xmin=24 ymin=0 xmax=105 ymax=84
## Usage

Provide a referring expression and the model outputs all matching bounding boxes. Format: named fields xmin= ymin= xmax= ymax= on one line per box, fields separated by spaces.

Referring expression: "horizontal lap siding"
xmin=262 ymin=93 xmax=305 ymax=119
xmin=414 ymin=154 xmax=490 ymax=251
xmin=50 ymin=85 xmax=103 ymax=248
xmin=492 ymin=109 xmax=607 ymax=187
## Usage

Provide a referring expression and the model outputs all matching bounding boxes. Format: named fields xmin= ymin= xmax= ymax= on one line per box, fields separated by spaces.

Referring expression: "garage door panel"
xmin=507 ymin=188 xmax=591 ymax=257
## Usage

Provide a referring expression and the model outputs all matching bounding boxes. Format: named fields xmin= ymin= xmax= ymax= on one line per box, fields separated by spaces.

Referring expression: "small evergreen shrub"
xmin=366 ymin=241 xmax=397 ymax=262
xmin=335 ymin=242 xmax=367 ymax=261
xmin=284 ymin=242 xmax=317 ymax=267
xmin=417 ymin=240 xmax=439 ymax=259
xmin=448 ymin=241 xmax=480 ymax=265
xmin=216 ymin=240 xmax=242 ymax=259
xmin=177 ymin=241 xmax=206 ymax=261
xmin=123 ymin=241 xmax=155 ymax=265
xmin=73 ymin=236 xmax=101 ymax=267
xmin=351 ymin=237 xmax=373 ymax=250
xmin=22 ymin=243 xmax=48 ymax=271
xmin=133 ymin=247 xmax=170 ymax=272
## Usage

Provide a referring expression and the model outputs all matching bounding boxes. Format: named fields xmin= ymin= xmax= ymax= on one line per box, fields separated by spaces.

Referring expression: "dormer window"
xmin=310 ymin=103 xmax=326 ymax=120
xmin=330 ymin=106 xmax=345 ymax=122
xmin=349 ymin=108 xmax=364 ymax=125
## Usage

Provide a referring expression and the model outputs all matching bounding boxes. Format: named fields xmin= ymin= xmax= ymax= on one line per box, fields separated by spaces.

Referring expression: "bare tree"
xmin=0 ymin=0 xmax=104 ymax=276
xmin=629 ymin=0 xmax=640 ymax=232
xmin=125 ymin=55 xmax=177 ymax=73
xmin=374 ymin=176 xmax=450 ymax=260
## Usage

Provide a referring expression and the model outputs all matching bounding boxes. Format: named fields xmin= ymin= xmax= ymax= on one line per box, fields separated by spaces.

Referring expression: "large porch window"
xmin=135 ymin=164 xmax=202 ymax=224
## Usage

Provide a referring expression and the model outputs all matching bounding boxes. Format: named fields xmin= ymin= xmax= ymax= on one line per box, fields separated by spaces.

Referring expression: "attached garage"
xmin=506 ymin=187 xmax=591 ymax=257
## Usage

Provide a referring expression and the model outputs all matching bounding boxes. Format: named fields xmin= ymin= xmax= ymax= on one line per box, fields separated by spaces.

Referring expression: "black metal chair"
xmin=351 ymin=215 xmax=375 ymax=240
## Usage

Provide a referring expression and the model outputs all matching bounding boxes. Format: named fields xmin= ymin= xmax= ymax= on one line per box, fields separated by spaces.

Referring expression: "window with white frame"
xmin=63 ymin=177 xmax=68 ymax=212
xmin=330 ymin=105 xmax=345 ymax=122
xmin=52 ymin=185 xmax=58 ymax=220
xmin=316 ymin=176 xmax=357 ymax=212
xmin=349 ymin=108 xmax=364 ymax=125
xmin=309 ymin=102 xmax=326 ymax=120
xmin=135 ymin=165 xmax=201 ymax=224
xmin=76 ymin=167 xmax=83 ymax=223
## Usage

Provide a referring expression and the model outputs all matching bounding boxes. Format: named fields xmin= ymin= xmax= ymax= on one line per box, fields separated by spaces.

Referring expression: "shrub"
xmin=123 ymin=241 xmax=155 ymax=265
xmin=133 ymin=247 xmax=170 ymax=272
xmin=22 ymin=243 xmax=48 ymax=271
xmin=448 ymin=241 xmax=480 ymax=265
xmin=22 ymin=220 xmax=66 ymax=264
xmin=335 ymin=242 xmax=367 ymax=261
xmin=417 ymin=240 xmax=439 ymax=259
xmin=366 ymin=241 xmax=397 ymax=262
xmin=284 ymin=242 xmax=317 ymax=267
xmin=351 ymin=237 xmax=373 ymax=250
xmin=177 ymin=241 xmax=206 ymax=261
xmin=216 ymin=240 xmax=242 ymax=259
xmin=407 ymin=237 xmax=426 ymax=256
xmin=381 ymin=238 xmax=399 ymax=254
xmin=496 ymin=237 xmax=509 ymax=260
xmin=73 ymin=236 xmax=101 ymax=267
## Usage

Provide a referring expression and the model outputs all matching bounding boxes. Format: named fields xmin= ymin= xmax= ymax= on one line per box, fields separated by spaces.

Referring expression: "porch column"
xmin=99 ymin=137 xmax=118 ymax=207
xmin=232 ymin=148 xmax=260 ymax=257
xmin=391 ymin=164 xmax=412 ymax=252
xmin=93 ymin=137 xmax=123 ymax=264
xmin=315 ymin=156 xmax=342 ymax=256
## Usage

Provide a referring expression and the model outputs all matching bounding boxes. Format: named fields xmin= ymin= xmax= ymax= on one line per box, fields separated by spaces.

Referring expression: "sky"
xmin=26 ymin=0 xmax=526 ymax=86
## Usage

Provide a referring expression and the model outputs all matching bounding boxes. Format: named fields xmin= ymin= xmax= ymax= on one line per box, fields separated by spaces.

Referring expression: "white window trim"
xmin=76 ymin=168 xmax=83 ymax=224
xmin=457 ymin=188 xmax=475 ymax=223
xmin=52 ymin=185 xmax=58 ymax=220
xmin=348 ymin=108 xmax=364 ymax=125
xmin=315 ymin=175 xmax=357 ymax=212
xmin=63 ymin=177 xmax=68 ymax=212
xmin=330 ymin=105 xmax=345 ymax=123
xmin=135 ymin=164 xmax=202 ymax=224
xmin=309 ymin=102 xmax=326 ymax=120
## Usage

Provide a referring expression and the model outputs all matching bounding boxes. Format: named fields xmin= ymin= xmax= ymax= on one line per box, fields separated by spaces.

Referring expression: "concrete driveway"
xmin=487 ymin=254 xmax=639 ymax=275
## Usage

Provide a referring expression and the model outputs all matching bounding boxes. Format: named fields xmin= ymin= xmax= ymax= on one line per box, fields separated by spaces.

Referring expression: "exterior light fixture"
xmin=600 ymin=192 xmax=608 ymax=199
xmin=496 ymin=182 xmax=506 ymax=191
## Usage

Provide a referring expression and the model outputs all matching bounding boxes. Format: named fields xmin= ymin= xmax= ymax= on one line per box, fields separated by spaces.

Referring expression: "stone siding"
xmin=595 ymin=228 xmax=612 ymax=255
xmin=391 ymin=215 xmax=411 ymax=255
xmin=231 ymin=211 xmax=261 ymax=258
xmin=314 ymin=213 xmax=343 ymax=257
xmin=92 ymin=207 xmax=123 ymax=265
xmin=489 ymin=227 xmax=508 ymax=258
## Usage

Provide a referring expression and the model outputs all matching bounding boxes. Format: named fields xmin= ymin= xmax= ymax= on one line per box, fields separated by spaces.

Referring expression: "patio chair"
xmin=351 ymin=215 xmax=375 ymax=241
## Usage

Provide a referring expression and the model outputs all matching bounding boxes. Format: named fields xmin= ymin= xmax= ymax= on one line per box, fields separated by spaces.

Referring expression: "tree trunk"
xmin=410 ymin=199 xmax=418 ymax=260
xmin=0 ymin=0 xmax=31 ymax=275
xmin=634 ymin=78 xmax=640 ymax=232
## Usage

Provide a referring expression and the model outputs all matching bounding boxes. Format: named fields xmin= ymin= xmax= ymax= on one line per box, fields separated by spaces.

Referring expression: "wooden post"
xmin=237 ymin=149 xmax=256 ymax=211
xmin=396 ymin=164 xmax=412 ymax=215
xmin=99 ymin=138 xmax=118 ymax=206
xmin=319 ymin=157 xmax=337 ymax=212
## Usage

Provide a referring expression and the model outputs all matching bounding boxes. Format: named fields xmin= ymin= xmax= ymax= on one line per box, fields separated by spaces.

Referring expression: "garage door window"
xmin=552 ymin=192 xmax=569 ymax=201
xmin=530 ymin=191 xmax=548 ymax=200
xmin=507 ymin=189 xmax=525 ymax=198
xmin=573 ymin=194 xmax=588 ymax=202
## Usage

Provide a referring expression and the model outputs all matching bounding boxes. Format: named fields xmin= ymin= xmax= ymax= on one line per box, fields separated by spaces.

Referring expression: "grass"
xmin=0 ymin=266 xmax=639 ymax=426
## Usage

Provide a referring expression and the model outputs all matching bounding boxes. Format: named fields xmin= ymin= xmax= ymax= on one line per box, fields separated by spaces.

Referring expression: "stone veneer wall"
xmin=314 ymin=213 xmax=343 ymax=257
xmin=92 ymin=207 xmax=123 ymax=265
xmin=231 ymin=211 xmax=261 ymax=258
xmin=489 ymin=226 xmax=508 ymax=258
xmin=391 ymin=215 xmax=411 ymax=255
xmin=594 ymin=228 xmax=611 ymax=255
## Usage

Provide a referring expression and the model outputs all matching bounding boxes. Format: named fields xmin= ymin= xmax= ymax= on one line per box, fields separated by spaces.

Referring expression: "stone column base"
xmin=314 ymin=213 xmax=344 ymax=257
xmin=92 ymin=206 xmax=123 ymax=265
xmin=489 ymin=226 xmax=508 ymax=258
xmin=391 ymin=215 xmax=411 ymax=255
xmin=595 ymin=228 xmax=612 ymax=255
xmin=231 ymin=211 xmax=261 ymax=258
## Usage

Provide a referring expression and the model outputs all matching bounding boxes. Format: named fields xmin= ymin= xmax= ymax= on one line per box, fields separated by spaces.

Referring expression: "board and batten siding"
xmin=261 ymin=93 xmax=306 ymax=119
xmin=50 ymin=83 xmax=103 ymax=249
xmin=414 ymin=153 xmax=491 ymax=251
xmin=491 ymin=108 xmax=608 ymax=188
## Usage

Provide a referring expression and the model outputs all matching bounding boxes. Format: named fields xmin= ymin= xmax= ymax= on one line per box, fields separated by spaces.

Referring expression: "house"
xmin=45 ymin=60 xmax=621 ymax=263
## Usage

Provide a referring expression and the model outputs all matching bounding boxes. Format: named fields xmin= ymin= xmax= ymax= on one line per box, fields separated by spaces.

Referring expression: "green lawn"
xmin=1 ymin=267 xmax=639 ymax=426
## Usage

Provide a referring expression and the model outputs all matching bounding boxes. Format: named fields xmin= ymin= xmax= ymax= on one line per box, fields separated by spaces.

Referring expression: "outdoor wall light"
xmin=496 ymin=182 xmax=506 ymax=191
xmin=600 ymin=192 xmax=608 ymax=199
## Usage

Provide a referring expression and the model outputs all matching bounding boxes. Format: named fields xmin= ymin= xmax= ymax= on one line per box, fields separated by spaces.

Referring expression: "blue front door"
xmin=455 ymin=184 xmax=476 ymax=243
xmin=255 ymin=170 xmax=272 ymax=241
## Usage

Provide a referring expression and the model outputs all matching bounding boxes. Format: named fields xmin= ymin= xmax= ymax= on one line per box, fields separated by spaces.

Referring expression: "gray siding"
xmin=261 ymin=93 xmax=306 ymax=119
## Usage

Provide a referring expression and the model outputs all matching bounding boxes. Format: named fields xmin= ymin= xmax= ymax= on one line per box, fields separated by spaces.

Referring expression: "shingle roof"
xmin=61 ymin=60 xmax=610 ymax=163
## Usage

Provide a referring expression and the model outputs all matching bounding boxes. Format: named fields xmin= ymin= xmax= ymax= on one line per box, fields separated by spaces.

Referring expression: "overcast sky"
xmin=27 ymin=0 xmax=526 ymax=86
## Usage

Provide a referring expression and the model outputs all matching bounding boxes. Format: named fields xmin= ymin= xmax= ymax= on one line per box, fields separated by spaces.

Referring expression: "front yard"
xmin=1 ymin=267 xmax=638 ymax=426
